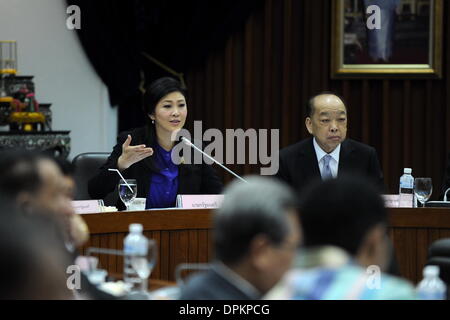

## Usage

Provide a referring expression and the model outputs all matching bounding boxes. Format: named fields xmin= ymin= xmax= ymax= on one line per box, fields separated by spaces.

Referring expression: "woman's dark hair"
xmin=142 ymin=77 xmax=187 ymax=116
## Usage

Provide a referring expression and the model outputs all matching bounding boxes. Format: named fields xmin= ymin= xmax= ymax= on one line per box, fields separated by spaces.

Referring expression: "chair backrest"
xmin=426 ymin=238 xmax=450 ymax=299
xmin=72 ymin=152 xmax=118 ymax=206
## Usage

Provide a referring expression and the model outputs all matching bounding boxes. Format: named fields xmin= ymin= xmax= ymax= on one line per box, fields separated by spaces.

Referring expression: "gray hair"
xmin=214 ymin=176 xmax=298 ymax=265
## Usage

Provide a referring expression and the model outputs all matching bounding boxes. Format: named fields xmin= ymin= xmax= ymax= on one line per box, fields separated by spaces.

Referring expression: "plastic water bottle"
xmin=123 ymin=223 xmax=148 ymax=292
xmin=416 ymin=265 xmax=447 ymax=300
xmin=399 ymin=168 xmax=414 ymax=207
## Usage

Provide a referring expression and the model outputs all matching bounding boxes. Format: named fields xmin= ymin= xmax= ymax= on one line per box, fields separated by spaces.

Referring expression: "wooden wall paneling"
xmin=382 ymin=80 xmax=391 ymax=190
xmin=188 ymin=229 xmax=199 ymax=263
xmin=207 ymin=229 xmax=213 ymax=262
xmin=281 ymin=0 xmax=293 ymax=148
xmin=392 ymin=228 xmax=417 ymax=283
xmin=211 ymin=52 xmax=224 ymax=130
xmin=290 ymin=0 xmax=301 ymax=141
xmin=204 ymin=54 xmax=214 ymax=130
xmin=262 ymin=0 xmax=273 ymax=132
xmin=244 ymin=12 xmax=254 ymax=175
xmin=169 ymin=230 xmax=189 ymax=282
xmin=425 ymin=80 xmax=433 ymax=179
xmin=361 ymin=80 xmax=370 ymax=143
xmin=223 ymin=35 xmax=235 ymax=183
xmin=191 ymin=65 xmax=204 ymax=133
xmin=390 ymin=80 xmax=403 ymax=184
xmin=402 ymin=80 xmax=411 ymax=168
xmin=90 ymin=235 xmax=101 ymax=268
xmin=198 ymin=229 xmax=209 ymax=263
xmin=309 ymin=0 xmax=323 ymax=95
xmin=428 ymin=229 xmax=442 ymax=252
xmin=144 ymin=231 xmax=161 ymax=280
xmin=116 ymin=233 xmax=125 ymax=278
xmin=431 ymin=82 xmax=446 ymax=195
xmin=299 ymin=0 xmax=311 ymax=144
xmin=99 ymin=234 xmax=110 ymax=271
xmin=349 ymin=81 xmax=363 ymax=142
xmin=369 ymin=81 xmax=383 ymax=167
xmin=411 ymin=80 xmax=426 ymax=177
xmin=252 ymin=8 xmax=264 ymax=132
xmin=106 ymin=232 xmax=117 ymax=274
xmin=320 ymin=0 xmax=331 ymax=91
xmin=270 ymin=0 xmax=283 ymax=154
xmin=160 ymin=230 xmax=170 ymax=280
xmin=416 ymin=229 xmax=429 ymax=284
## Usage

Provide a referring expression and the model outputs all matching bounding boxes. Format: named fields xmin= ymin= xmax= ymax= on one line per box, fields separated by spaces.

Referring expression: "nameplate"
xmin=72 ymin=200 xmax=103 ymax=214
xmin=382 ymin=194 xmax=399 ymax=208
xmin=176 ymin=195 xmax=224 ymax=209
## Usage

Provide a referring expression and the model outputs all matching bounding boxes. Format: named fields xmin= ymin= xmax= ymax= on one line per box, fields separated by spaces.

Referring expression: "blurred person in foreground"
xmin=179 ymin=176 xmax=301 ymax=300
xmin=54 ymin=156 xmax=89 ymax=248
xmin=265 ymin=176 xmax=416 ymax=300
xmin=0 ymin=196 xmax=72 ymax=299
xmin=0 ymin=151 xmax=110 ymax=299
xmin=0 ymin=151 xmax=76 ymax=247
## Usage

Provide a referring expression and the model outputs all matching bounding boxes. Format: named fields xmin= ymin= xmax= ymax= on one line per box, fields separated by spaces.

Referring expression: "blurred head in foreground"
xmin=214 ymin=176 xmax=301 ymax=294
xmin=0 ymin=197 xmax=72 ymax=299
xmin=0 ymin=150 xmax=81 ymax=246
xmin=180 ymin=176 xmax=301 ymax=300
xmin=299 ymin=175 xmax=388 ymax=269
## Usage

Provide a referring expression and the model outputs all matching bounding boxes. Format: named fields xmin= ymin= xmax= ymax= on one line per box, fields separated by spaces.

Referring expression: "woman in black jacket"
xmin=88 ymin=77 xmax=223 ymax=209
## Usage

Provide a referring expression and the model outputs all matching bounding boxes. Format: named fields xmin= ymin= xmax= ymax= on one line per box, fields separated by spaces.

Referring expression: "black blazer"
xmin=88 ymin=126 xmax=223 ymax=208
xmin=276 ymin=137 xmax=385 ymax=195
xmin=179 ymin=269 xmax=257 ymax=300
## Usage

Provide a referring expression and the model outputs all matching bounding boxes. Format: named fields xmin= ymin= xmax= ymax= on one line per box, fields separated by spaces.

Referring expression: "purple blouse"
xmin=146 ymin=144 xmax=179 ymax=209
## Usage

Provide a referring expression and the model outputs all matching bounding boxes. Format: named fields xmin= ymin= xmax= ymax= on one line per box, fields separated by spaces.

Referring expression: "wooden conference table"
xmin=80 ymin=207 xmax=450 ymax=284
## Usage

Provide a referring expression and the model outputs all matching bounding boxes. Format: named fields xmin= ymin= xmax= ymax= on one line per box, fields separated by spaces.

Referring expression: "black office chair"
xmin=72 ymin=152 xmax=118 ymax=206
xmin=426 ymin=238 xmax=450 ymax=299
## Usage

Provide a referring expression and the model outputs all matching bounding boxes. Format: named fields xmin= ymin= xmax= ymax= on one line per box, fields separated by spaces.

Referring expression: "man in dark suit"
xmin=179 ymin=176 xmax=301 ymax=300
xmin=277 ymin=93 xmax=385 ymax=195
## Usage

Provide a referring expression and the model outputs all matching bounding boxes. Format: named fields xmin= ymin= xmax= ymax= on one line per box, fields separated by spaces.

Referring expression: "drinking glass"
xmin=130 ymin=239 xmax=158 ymax=297
xmin=414 ymin=178 xmax=433 ymax=207
xmin=118 ymin=179 xmax=137 ymax=211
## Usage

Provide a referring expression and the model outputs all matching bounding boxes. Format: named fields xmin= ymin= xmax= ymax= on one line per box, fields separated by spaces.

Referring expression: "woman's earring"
xmin=152 ymin=119 xmax=155 ymax=124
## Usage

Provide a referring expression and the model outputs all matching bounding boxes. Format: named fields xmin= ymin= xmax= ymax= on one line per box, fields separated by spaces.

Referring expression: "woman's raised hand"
xmin=117 ymin=135 xmax=154 ymax=170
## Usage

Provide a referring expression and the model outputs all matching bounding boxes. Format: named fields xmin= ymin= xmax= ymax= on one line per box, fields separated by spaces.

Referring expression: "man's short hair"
xmin=306 ymin=92 xmax=347 ymax=118
xmin=299 ymin=175 xmax=386 ymax=256
xmin=214 ymin=176 xmax=298 ymax=265
xmin=0 ymin=150 xmax=44 ymax=199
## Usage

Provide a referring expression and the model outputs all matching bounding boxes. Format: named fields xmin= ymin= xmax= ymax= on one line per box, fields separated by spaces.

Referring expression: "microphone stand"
xmin=181 ymin=137 xmax=248 ymax=184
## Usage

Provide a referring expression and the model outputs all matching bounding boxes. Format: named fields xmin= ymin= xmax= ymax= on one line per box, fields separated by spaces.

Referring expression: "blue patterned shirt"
xmin=265 ymin=246 xmax=416 ymax=300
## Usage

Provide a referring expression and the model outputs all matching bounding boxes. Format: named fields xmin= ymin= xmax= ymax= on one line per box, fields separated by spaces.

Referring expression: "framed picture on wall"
xmin=331 ymin=0 xmax=443 ymax=78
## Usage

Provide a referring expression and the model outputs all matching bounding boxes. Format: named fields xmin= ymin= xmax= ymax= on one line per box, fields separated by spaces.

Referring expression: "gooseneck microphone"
xmin=181 ymin=137 xmax=248 ymax=184
xmin=444 ymin=187 xmax=450 ymax=202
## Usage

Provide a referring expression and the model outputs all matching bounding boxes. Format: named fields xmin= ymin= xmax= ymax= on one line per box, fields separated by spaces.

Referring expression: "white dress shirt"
xmin=313 ymin=138 xmax=340 ymax=179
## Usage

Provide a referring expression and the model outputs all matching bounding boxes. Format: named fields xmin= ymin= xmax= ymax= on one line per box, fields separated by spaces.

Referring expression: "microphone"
xmin=181 ymin=137 xmax=248 ymax=184
xmin=444 ymin=188 xmax=450 ymax=202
